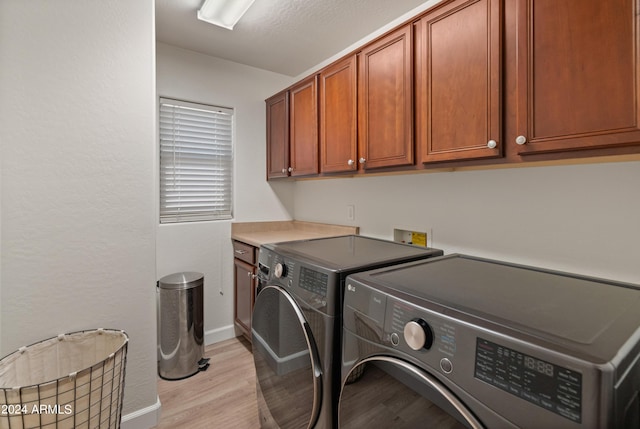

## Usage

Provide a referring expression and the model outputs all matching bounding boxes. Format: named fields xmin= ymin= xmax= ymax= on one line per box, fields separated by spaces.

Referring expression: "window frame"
xmin=158 ymin=97 xmax=234 ymax=224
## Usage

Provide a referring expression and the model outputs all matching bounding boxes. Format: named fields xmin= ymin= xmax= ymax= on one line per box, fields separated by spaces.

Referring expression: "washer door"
xmin=252 ymin=285 xmax=322 ymax=429
xmin=340 ymin=356 xmax=483 ymax=428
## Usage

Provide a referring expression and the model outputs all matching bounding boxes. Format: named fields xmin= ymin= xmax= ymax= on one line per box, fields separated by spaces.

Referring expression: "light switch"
xmin=347 ymin=205 xmax=355 ymax=221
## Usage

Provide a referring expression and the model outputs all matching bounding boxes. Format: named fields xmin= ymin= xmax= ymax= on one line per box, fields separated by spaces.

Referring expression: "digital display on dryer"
xmin=474 ymin=338 xmax=582 ymax=423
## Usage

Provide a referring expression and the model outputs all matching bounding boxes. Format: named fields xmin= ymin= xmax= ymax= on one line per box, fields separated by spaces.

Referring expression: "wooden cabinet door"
xmin=320 ymin=56 xmax=358 ymax=173
xmin=358 ymin=25 xmax=414 ymax=170
xmin=418 ymin=0 xmax=502 ymax=163
xmin=289 ymin=76 xmax=319 ymax=176
xmin=515 ymin=0 xmax=640 ymax=155
xmin=266 ymin=91 xmax=289 ymax=179
xmin=234 ymin=258 xmax=255 ymax=337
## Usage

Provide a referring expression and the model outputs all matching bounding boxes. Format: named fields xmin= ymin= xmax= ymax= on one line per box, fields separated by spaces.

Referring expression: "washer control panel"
xmin=388 ymin=300 xmax=458 ymax=359
xmin=264 ymin=251 xmax=336 ymax=314
xmin=474 ymin=338 xmax=582 ymax=423
xmin=298 ymin=266 xmax=328 ymax=296
xmin=269 ymin=255 xmax=295 ymax=285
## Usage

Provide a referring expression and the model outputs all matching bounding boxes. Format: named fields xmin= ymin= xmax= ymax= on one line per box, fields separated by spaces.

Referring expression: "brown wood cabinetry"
xmin=266 ymin=79 xmax=319 ymax=179
xmin=266 ymin=91 xmax=289 ymax=179
xmin=289 ymin=76 xmax=319 ymax=176
xmin=233 ymin=240 xmax=257 ymax=341
xmin=358 ymin=25 xmax=414 ymax=170
xmin=417 ymin=0 xmax=502 ymax=163
xmin=514 ymin=0 xmax=640 ymax=155
xmin=320 ymin=56 xmax=358 ymax=173
xmin=266 ymin=0 xmax=640 ymax=180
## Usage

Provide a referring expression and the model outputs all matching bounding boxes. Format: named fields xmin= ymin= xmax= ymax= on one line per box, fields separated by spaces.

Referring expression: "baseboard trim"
xmin=205 ymin=324 xmax=236 ymax=345
xmin=121 ymin=396 xmax=161 ymax=429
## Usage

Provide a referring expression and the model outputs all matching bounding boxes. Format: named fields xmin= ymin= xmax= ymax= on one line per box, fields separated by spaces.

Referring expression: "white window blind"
xmin=159 ymin=98 xmax=233 ymax=223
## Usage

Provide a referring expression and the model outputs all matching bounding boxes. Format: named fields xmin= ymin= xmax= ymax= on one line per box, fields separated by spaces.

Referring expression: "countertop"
xmin=231 ymin=220 xmax=359 ymax=247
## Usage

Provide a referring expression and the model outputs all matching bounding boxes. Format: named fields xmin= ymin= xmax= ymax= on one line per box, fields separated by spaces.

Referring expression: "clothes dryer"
xmin=340 ymin=254 xmax=640 ymax=428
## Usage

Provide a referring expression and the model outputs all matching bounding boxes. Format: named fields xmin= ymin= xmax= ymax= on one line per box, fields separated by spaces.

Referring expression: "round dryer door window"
xmin=252 ymin=285 xmax=322 ymax=429
xmin=339 ymin=356 xmax=483 ymax=429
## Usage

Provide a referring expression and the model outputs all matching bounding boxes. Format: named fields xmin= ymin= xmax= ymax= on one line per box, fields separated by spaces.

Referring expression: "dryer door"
xmin=252 ymin=285 xmax=322 ymax=429
xmin=339 ymin=356 xmax=483 ymax=428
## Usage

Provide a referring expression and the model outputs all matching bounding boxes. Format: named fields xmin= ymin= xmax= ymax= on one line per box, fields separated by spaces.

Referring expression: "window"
xmin=159 ymin=98 xmax=233 ymax=223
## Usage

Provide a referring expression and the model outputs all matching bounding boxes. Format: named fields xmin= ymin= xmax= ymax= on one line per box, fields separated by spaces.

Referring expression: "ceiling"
xmin=155 ymin=0 xmax=432 ymax=77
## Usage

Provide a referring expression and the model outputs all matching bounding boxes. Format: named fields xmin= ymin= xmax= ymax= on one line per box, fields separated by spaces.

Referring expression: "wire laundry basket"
xmin=0 ymin=329 xmax=128 ymax=429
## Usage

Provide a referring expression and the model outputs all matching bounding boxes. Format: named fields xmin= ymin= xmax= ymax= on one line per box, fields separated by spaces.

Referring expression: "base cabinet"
xmin=233 ymin=240 xmax=257 ymax=341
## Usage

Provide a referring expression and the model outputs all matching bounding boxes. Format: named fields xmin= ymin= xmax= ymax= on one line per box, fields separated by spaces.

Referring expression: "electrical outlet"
xmin=393 ymin=227 xmax=432 ymax=247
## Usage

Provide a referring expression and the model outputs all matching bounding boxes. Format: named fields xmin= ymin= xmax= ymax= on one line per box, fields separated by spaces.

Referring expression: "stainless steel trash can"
xmin=157 ymin=272 xmax=205 ymax=380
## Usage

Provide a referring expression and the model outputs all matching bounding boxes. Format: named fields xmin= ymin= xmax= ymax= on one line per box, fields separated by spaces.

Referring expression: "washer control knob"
xmin=273 ymin=263 xmax=287 ymax=279
xmin=404 ymin=318 xmax=434 ymax=351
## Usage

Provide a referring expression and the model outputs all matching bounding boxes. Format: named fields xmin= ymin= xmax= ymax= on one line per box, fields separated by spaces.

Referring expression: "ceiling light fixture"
xmin=197 ymin=0 xmax=256 ymax=30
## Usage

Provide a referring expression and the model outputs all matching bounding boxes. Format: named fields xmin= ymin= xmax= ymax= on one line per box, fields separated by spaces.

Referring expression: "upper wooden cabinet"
xmin=358 ymin=25 xmax=414 ymax=170
xmin=514 ymin=0 xmax=640 ymax=155
xmin=289 ymin=76 xmax=319 ymax=176
xmin=266 ymin=78 xmax=319 ymax=179
xmin=320 ymin=56 xmax=358 ymax=173
xmin=267 ymin=0 xmax=640 ymax=180
xmin=417 ymin=0 xmax=502 ymax=163
xmin=266 ymin=91 xmax=289 ymax=179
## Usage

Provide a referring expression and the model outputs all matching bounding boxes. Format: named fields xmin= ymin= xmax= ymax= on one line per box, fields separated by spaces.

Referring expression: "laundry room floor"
xmin=155 ymin=336 xmax=259 ymax=428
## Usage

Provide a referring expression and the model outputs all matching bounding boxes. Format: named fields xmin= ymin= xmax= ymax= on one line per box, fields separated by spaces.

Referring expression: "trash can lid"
xmin=158 ymin=272 xmax=204 ymax=289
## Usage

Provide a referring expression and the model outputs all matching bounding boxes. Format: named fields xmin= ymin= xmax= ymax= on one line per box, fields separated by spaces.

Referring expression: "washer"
xmin=340 ymin=254 xmax=640 ymax=428
xmin=251 ymin=235 xmax=443 ymax=428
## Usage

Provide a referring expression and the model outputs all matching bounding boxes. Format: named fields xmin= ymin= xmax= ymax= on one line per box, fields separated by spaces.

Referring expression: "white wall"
xmin=294 ymin=0 xmax=442 ymax=80
xmin=156 ymin=43 xmax=294 ymax=343
xmin=0 ymin=0 xmax=158 ymax=425
xmin=293 ymin=161 xmax=640 ymax=285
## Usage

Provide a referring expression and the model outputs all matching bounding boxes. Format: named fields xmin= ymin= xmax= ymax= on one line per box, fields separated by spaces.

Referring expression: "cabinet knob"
xmin=288 ymin=167 xmax=293 ymax=172
xmin=281 ymin=168 xmax=287 ymax=174
xmin=347 ymin=159 xmax=355 ymax=166
xmin=359 ymin=158 xmax=366 ymax=164
xmin=515 ymin=135 xmax=527 ymax=145
xmin=247 ymin=271 xmax=252 ymax=278
xmin=487 ymin=140 xmax=497 ymax=149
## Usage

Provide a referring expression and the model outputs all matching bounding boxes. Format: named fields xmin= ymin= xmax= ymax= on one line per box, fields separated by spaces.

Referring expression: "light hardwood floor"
xmin=155 ymin=336 xmax=259 ymax=428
